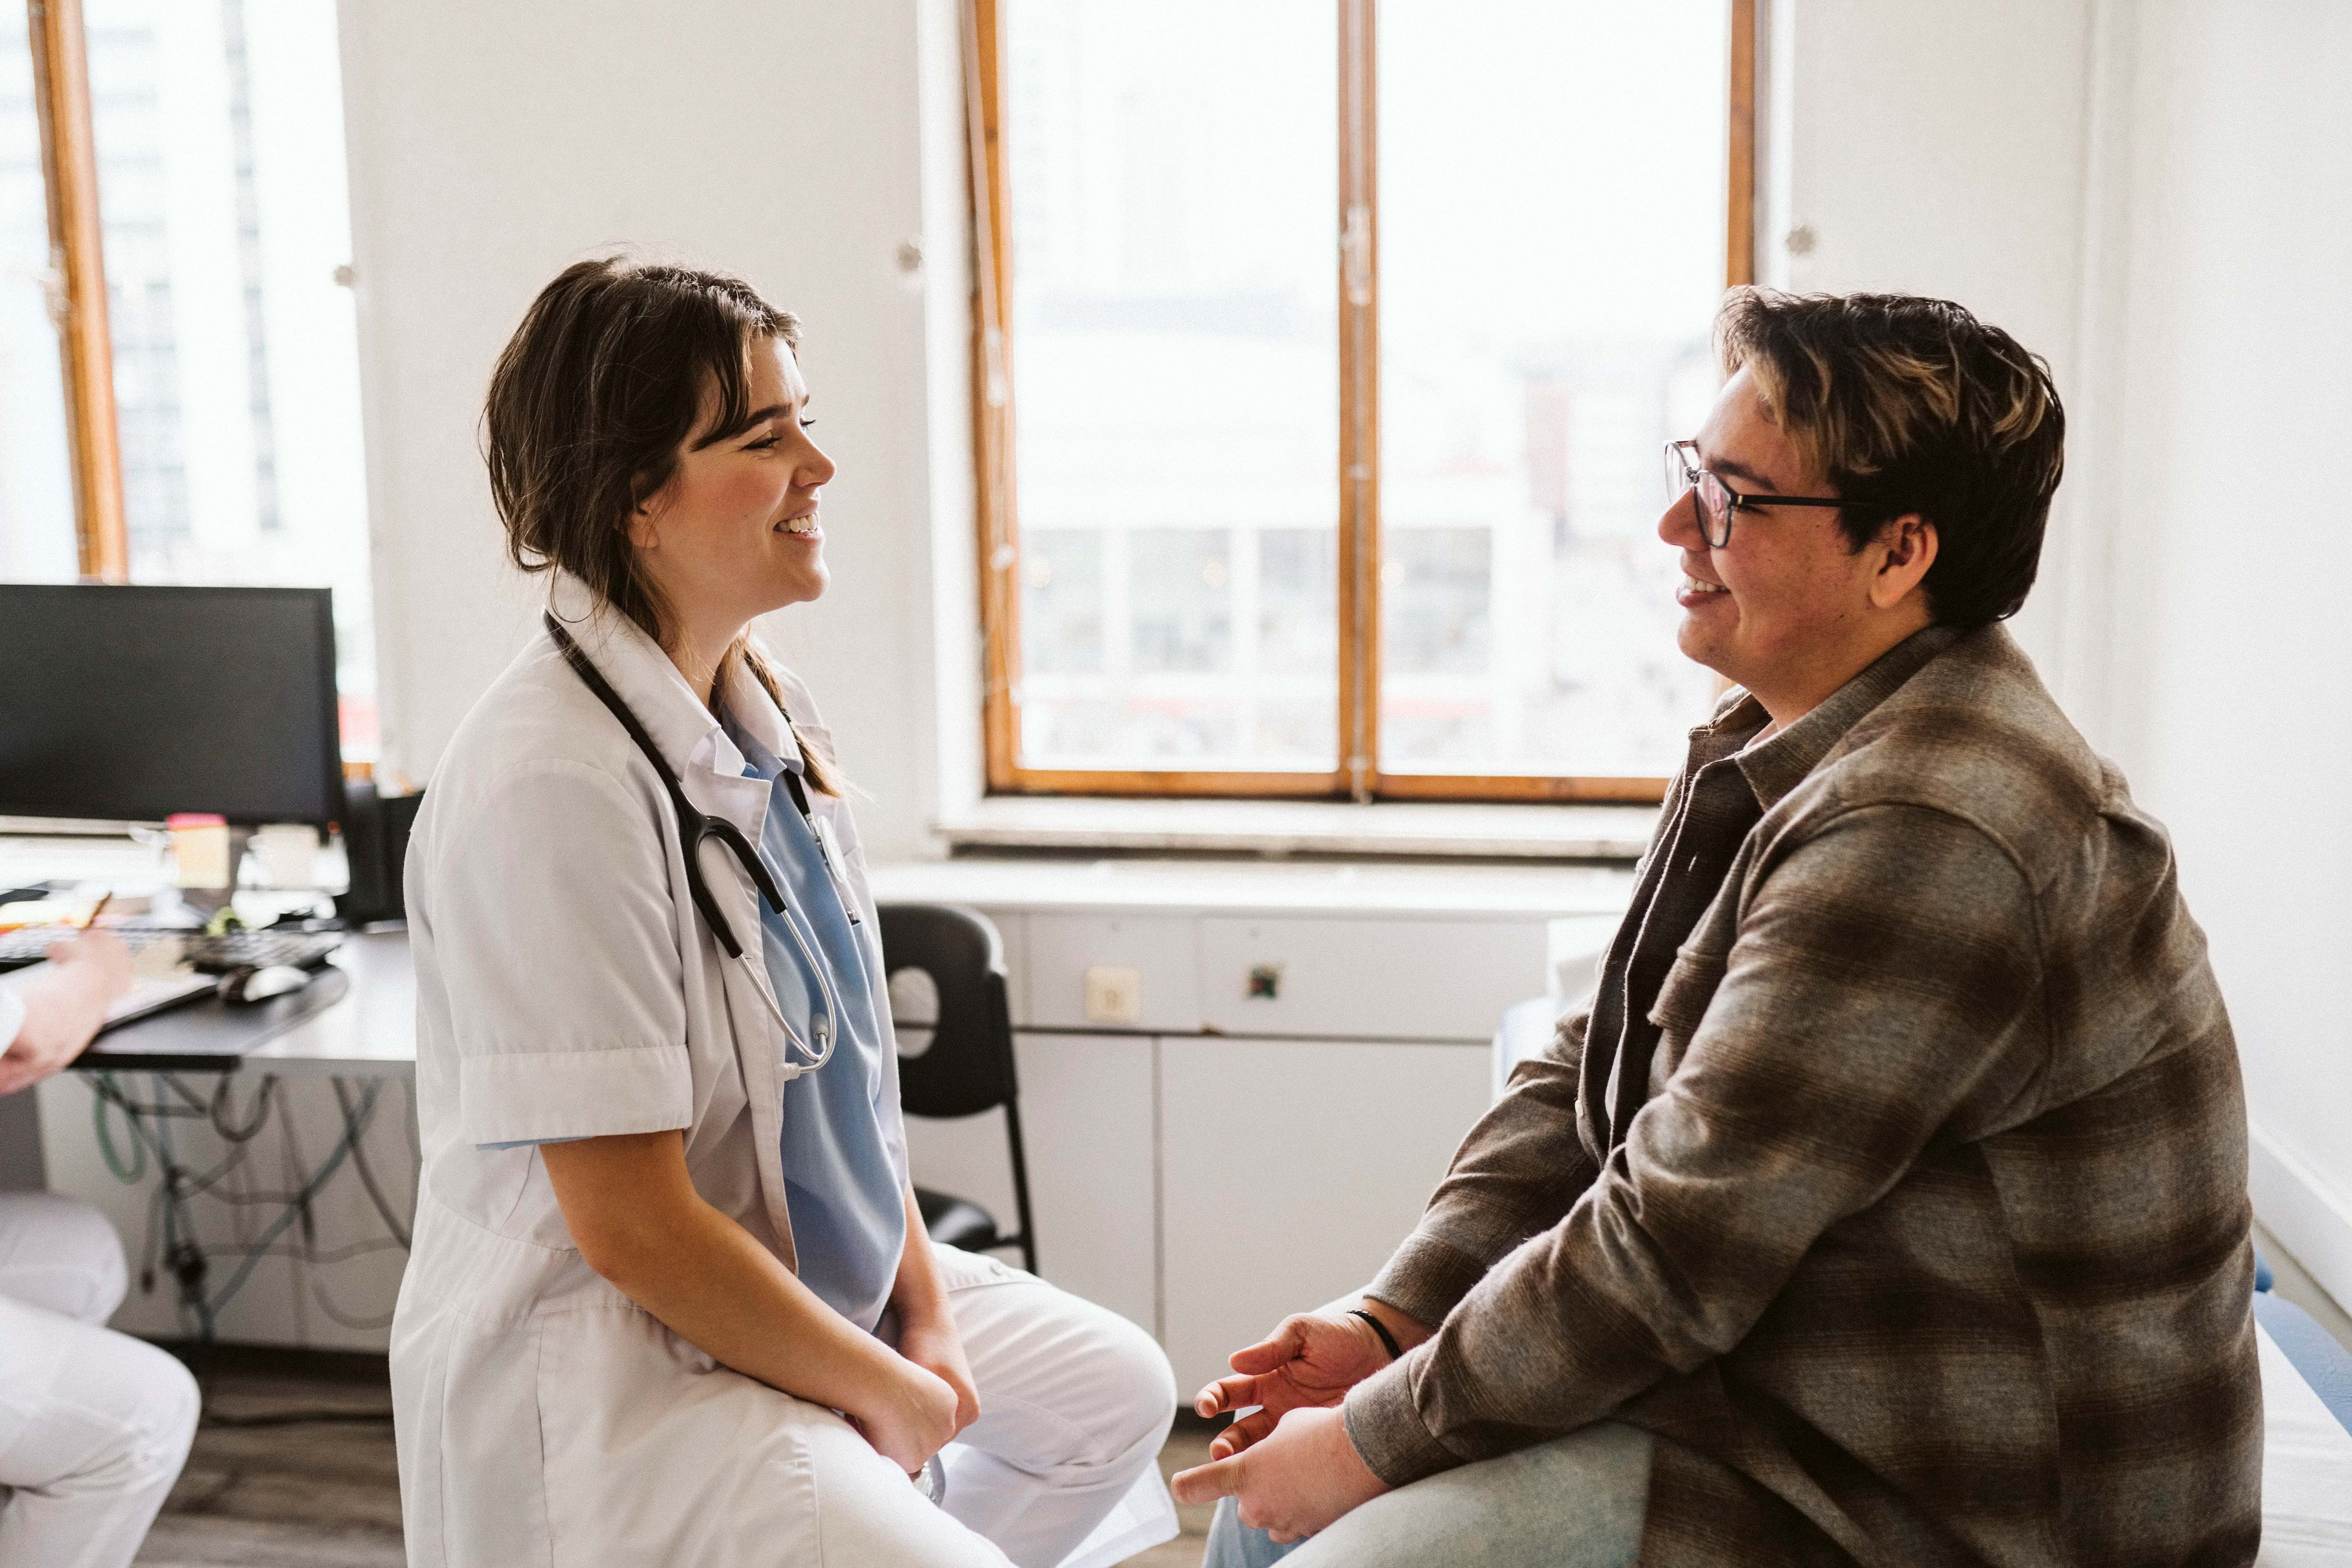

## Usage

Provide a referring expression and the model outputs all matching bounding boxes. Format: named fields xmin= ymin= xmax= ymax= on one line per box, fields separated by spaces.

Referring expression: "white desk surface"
xmin=73 ymin=931 xmax=416 ymax=1079
xmin=236 ymin=931 xmax=416 ymax=1078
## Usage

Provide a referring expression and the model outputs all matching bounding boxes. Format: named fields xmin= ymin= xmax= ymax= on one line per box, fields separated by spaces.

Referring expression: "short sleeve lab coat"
xmin=389 ymin=574 xmax=905 ymax=1567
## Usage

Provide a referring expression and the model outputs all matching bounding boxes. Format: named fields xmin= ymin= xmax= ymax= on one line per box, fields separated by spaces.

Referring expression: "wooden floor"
xmin=138 ymin=1348 xmax=402 ymax=1568
xmin=134 ymin=1346 xmax=1218 ymax=1568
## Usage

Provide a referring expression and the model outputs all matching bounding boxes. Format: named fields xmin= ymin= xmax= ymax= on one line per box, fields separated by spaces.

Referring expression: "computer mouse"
xmin=218 ymin=964 xmax=313 ymax=1005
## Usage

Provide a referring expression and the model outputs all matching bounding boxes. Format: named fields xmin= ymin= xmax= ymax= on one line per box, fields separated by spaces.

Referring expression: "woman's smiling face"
xmin=630 ymin=334 xmax=837 ymax=632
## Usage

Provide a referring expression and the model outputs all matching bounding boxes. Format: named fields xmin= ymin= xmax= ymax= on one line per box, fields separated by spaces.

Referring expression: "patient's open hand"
xmin=1193 ymin=1310 xmax=1397 ymax=1459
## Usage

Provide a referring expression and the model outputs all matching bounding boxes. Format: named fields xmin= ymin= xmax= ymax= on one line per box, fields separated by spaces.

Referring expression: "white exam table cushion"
xmin=2259 ymin=1318 xmax=2352 ymax=1564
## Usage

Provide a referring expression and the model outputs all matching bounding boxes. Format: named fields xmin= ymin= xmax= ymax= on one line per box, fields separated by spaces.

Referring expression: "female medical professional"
xmin=390 ymin=257 xmax=1176 ymax=1568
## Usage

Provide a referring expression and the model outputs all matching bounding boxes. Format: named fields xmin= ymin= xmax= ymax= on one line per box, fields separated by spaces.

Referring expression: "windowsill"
xmin=932 ymin=793 xmax=1657 ymax=862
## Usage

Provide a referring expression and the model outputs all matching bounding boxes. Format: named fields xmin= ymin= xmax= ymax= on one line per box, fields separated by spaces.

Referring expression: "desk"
xmin=77 ymin=932 xmax=416 ymax=1078
xmin=61 ymin=932 xmax=418 ymax=1341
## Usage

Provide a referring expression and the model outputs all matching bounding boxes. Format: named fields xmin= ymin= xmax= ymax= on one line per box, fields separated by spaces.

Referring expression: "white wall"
xmin=1771 ymin=0 xmax=2352 ymax=1301
xmin=2093 ymin=0 xmax=2352 ymax=1305
xmin=1762 ymin=0 xmax=2102 ymax=727
xmin=337 ymin=0 xmax=957 ymax=858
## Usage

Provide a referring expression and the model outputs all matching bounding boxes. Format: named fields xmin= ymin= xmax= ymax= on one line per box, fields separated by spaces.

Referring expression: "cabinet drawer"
xmin=1199 ymin=916 xmax=1548 ymax=1041
xmin=1021 ymin=913 xmax=1202 ymax=1032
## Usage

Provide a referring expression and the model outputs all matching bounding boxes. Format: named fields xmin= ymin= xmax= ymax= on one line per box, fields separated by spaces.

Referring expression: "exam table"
xmin=2253 ymin=1256 xmax=2352 ymax=1563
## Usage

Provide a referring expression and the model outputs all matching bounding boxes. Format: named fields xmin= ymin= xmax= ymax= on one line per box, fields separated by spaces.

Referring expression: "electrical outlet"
xmin=1083 ymin=964 xmax=1143 ymax=1025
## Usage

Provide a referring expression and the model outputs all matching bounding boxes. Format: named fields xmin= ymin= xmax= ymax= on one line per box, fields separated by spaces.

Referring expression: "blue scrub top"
xmin=724 ymin=713 xmax=908 ymax=1333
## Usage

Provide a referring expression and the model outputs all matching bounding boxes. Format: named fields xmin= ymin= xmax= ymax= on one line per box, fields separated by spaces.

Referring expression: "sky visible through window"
xmin=1004 ymin=0 xmax=1728 ymax=780
xmin=0 ymin=0 xmax=376 ymax=760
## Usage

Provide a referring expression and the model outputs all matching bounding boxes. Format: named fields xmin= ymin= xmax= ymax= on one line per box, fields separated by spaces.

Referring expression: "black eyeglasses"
xmin=1663 ymin=439 xmax=1845 ymax=549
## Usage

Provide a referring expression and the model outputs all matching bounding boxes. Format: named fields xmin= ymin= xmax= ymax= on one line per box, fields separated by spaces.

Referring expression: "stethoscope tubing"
xmin=748 ymin=890 xmax=840 ymax=1079
xmin=544 ymin=613 xmax=840 ymax=1079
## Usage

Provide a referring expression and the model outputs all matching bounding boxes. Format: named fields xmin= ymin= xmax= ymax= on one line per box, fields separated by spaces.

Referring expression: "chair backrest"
xmin=879 ymin=902 xmax=1019 ymax=1119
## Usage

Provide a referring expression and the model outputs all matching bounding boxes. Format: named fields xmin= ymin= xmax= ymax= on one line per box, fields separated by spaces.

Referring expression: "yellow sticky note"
xmin=172 ymin=823 xmax=233 ymax=890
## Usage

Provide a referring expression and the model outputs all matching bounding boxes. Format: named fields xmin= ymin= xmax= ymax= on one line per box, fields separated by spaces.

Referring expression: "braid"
xmin=725 ymin=635 xmax=843 ymax=797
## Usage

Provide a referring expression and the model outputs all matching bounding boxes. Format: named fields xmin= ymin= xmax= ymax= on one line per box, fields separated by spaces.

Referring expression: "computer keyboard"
xmin=0 ymin=924 xmax=342 ymax=974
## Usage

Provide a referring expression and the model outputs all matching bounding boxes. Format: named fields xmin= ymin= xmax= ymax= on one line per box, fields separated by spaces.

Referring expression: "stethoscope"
xmin=544 ymin=612 xmax=839 ymax=1078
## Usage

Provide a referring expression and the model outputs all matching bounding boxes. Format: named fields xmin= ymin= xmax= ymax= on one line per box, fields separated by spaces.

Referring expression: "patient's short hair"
xmin=1714 ymin=288 xmax=2065 ymax=628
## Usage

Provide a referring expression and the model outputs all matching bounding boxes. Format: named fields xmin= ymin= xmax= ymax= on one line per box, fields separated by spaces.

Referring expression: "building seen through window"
xmin=0 ymin=0 xmax=375 ymax=761
xmin=1007 ymin=1 xmax=1341 ymax=773
xmin=999 ymin=0 xmax=1733 ymax=789
xmin=0 ymin=18 xmax=72 ymax=583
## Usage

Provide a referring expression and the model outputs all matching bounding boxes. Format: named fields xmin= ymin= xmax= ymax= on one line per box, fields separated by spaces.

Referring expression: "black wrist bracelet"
xmin=1349 ymin=1308 xmax=1404 ymax=1362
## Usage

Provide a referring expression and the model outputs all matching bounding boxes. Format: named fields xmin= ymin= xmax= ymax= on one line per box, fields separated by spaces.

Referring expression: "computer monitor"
xmin=0 ymin=583 xmax=345 ymax=827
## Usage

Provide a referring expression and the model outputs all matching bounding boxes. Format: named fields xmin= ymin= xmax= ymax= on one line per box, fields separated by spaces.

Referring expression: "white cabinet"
xmin=1012 ymin=1033 xmax=1157 ymax=1334
xmin=901 ymin=1032 xmax=1157 ymax=1335
xmin=1156 ymin=1036 xmax=1492 ymax=1396
xmin=1197 ymin=916 xmax=1549 ymax=1041
xmin=1023 ymin=914 xmax=1202 ymax=1032
xmin=880 ymin=872 xmax=1625 ymax=1387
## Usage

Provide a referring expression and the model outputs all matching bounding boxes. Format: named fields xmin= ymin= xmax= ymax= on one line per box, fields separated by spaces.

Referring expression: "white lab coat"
xmin=391 ymin=577 xmax=1174 ymax=1568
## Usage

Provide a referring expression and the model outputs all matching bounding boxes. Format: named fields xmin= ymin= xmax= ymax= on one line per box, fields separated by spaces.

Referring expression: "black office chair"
xmin=880 ymin=903 xmax=1038 ymax=1275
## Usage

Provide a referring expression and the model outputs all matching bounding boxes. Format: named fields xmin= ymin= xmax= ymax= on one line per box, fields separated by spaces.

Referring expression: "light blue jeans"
xmin=1202 ymin=1421 xmax=1652 ymax=1568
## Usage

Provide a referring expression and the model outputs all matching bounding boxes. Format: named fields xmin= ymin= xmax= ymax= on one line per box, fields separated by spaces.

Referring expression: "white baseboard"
xmin=2250 ymin=1121 xmax=2352 ymax=1315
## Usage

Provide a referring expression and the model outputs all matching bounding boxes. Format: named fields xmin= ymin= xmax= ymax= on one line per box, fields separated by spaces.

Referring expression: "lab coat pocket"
xmin=388 ymin=1314 xmax=453 ymax=1568
xmin=430 ymin=1315 xmax=553 ymax=1568
xmin=536 ymin=1304 xmax=824 ymax=1566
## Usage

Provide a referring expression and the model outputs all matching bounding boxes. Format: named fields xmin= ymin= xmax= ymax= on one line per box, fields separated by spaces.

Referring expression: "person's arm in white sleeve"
xmin=0 ymin=931 xmax=132 ymax=1097
xmin=542 ymin=1132 xmax=963 ymax=1475
xmin=425 ymin=759 xmax=700 ymax=1146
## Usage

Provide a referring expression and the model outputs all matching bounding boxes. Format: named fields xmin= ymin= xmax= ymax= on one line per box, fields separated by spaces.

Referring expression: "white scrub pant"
xmin=0 ymin=1193 xmax=200 ymax=1568
xmin=858 ymin=1244 xmax=1179 ymax=1568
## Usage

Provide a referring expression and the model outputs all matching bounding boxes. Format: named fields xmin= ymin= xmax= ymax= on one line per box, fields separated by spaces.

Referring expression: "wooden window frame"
xmin=969 ymin=0 xmax=1755 ymax=804
xmin=24 ymin=0 xmax=128 ymax=581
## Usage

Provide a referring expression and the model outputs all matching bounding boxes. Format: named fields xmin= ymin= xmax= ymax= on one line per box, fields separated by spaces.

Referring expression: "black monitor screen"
xmin=0 ymin=584 xmax=344 ymax=827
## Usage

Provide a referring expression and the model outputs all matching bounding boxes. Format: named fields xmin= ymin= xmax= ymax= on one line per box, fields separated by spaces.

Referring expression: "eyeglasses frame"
xmin=1664 ymin=439 xmax=1847 ymax=549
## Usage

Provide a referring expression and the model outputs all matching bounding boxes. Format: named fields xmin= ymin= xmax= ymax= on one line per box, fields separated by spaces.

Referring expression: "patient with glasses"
xmin=1174 ymin=288 xmax=2262 ymax=1568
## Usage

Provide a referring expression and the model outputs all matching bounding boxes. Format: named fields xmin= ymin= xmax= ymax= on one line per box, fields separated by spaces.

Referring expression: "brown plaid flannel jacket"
xmin=1345 ymin=623 xmax=2262 ymax=1567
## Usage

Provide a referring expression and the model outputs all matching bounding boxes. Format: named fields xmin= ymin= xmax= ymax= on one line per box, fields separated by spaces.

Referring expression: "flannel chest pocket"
xmin=1649 ymin=943 xmax=1729 ymax=1041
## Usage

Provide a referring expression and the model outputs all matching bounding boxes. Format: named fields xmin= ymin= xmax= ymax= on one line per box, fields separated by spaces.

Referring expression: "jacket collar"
xmin=543 ymin=572 xmax=781 ymax=842
xmin=1727 ymin=623 xmax=1965 ymax=812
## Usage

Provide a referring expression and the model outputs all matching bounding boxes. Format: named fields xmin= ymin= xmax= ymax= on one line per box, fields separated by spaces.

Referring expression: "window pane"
xmin=84 ymin=0 xmax=378 ymax=761
xmin=1003 ymin=0 xmax=1338 ymax=774
xmin=1377 ymin=0 xmax=1728 ymax=778
xmin=0 ymin=26 xmax=78 ymax=583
